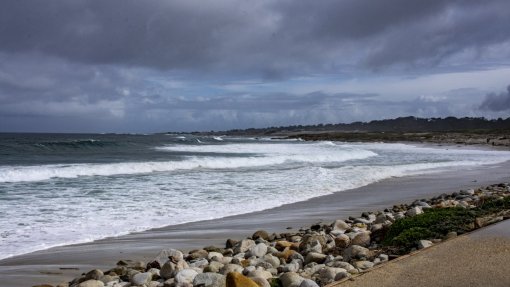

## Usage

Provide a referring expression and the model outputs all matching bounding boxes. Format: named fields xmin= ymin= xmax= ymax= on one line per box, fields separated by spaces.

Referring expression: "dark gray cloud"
xmin=1 ymin=0 xmax=510 ymax=132
xmin=480 ymin=85 xmax=510 ymax=111
xmin=1 ymin=0 xmax=510 ymax=77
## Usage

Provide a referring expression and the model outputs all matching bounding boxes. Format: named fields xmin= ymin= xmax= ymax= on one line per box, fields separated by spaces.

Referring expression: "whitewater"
xmin=1 ymin=133 xmax=510 ymax=260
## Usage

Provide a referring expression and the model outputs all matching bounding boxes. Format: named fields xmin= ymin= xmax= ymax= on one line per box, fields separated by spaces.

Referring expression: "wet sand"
xmin=1 ymin=159 xmax=509 ymax=287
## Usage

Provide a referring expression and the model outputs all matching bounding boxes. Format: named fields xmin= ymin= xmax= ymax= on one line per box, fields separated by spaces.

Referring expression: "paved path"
xmin=332 ymin=220 xmax=510 ymax=287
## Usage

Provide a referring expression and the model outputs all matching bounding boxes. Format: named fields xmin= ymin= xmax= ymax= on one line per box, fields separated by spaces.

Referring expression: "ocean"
xmin=1 ymin=133 xmax=510 ymax=260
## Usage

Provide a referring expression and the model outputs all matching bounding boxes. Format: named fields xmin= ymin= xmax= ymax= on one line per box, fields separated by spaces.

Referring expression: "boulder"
xmin=160 ymin=259 xmax=189 ymax=279
xmin=332 ymin=220 xmax=350 ymax=233
xmin=352 ymin=260 xmax=374 ymax=270
xmin=299 ymin=279 xmax=320 ymax=287
xmin=304 ymin=252 xmax=327 ymax=265
xmin=279 ymin=272 xmax=304 ymax=287
xmin=301 ymin=239 xmax=322 ymax=254
xmin=188 ymin=249 xmax=209 ymax=260
xmin=174 ymin=269 xmax=199 ymax=285
xmin=205 ymin=261 xmax=224 ymax=273
xmin=247 ymin=243 xmax=268 ymax=258
xmin=131 ymin=272 xmax=152 ymax=286
xmin=226 ymin=272 xmax=259 ymax=287
xmin=299 ymin=235 xmax=326 ymax=252
xmin=351 ymin=232 xmax=371 ymax=247
xmin=208 ymin=252 xmax=224 ymax=261
xmin=252 ymin=230 xmax=270 ymax=241
xmin=234 ymin=239 xmax=256 ymax=254
xmin=84 ymin=269 xmax=104 ymax=281
xmin=77 ymin=280 xmax=105 ymax=287
xmin=417 ymin=240 xmax=433 ymax=249
xmin=220 ymin=263 xmax=244 ymax=275
xmin=262 ymin=254 xmax=280 ymax=268
xmin=316 ymin=267 xmax=347 ymax=284
xmin=334 ymin=234 xmax=350 ymax=248
xmin=406 ymin=206 xmax=423 ymax=217
xmin=189 ymin=258 xmax=209 ymax=269
xmin=153 ymin=249 xmax=184 ymax=266
xmin=193 ymin=272 xmax=226 ymax=287
xmin=247 ymin=270 xmax=272 ymax=280
xmin=342 ymin=245 xmax=370 ymax=262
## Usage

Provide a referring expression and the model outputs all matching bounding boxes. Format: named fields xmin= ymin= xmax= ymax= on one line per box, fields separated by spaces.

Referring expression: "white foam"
xmin=0 ymin=142 xmax=377 ymax=183
xmin=1 ymin=141 xmax=510 ymax=260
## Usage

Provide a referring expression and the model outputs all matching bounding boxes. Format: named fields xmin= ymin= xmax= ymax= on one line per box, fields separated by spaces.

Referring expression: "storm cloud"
xmin=0 ymin=0 xmax=509 ymax=132
xmin=480 ymin=85 xmax=510 ymax=111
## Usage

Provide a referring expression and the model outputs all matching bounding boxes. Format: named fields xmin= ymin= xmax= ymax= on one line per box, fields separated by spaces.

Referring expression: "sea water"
xmin=1 ymin=133 xmax=510 ymax=260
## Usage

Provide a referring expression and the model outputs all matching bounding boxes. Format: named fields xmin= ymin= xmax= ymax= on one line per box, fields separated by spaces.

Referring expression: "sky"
xmin=0 ymin=0 xmax=509 ymax=133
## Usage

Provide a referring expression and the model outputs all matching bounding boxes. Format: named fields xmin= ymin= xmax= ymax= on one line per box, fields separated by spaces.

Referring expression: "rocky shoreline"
xmin=34 ymin=182 xmax=510 ymax=287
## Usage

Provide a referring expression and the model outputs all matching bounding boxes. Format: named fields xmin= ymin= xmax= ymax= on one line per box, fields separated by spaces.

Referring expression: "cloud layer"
xmin=1 ymin=0 xmax=510 ymax=132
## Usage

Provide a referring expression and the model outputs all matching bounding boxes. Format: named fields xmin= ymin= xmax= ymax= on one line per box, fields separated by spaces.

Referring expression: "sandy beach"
xmin=1 ymin=153 xmax=509 ymax=287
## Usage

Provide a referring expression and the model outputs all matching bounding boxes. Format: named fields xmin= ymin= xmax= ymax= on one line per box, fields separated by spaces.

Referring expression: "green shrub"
xmin=389 ymin=227 xmax=435 ymax=248
xmin=383 ymin=208 xmax=476 ymax=248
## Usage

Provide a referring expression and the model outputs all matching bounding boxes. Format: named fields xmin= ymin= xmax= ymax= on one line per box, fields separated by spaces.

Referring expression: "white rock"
xmin=248 ymin=243 xmax=268 ymax=258
xmin=192 ymin=272 xmax=226 ymax=287
xmin=174 ymin=269 xmax=199 ymax=285
xmin=406 ymin=206 xmax=423 ymax=217
xmin=417 ymin=240 xmax=433 ymax=249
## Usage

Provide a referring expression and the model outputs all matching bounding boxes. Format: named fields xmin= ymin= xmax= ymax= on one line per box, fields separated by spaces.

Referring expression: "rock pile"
xmin=54 ymin=183 xmax=510 ymax=287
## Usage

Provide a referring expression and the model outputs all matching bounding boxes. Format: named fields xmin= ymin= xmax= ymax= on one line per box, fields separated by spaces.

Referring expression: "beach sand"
xmin=1 ymin=158 xmax=509 ymax=287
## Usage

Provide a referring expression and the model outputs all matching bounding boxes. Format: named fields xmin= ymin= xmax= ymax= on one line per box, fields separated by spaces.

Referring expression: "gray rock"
xmin=219 ymin=263 xmax=243 ymax=275
xmin=406 ymin=206 xmax=423 ymax=217
xmin=417 ymin=240 xmax=433 ymax=249
xmin=378 ymin=254 xmax=389 ymax=262
xmin=302 ymin=239 xmax=322 ymax=254
xmin=334 ymin=234 xmax=350 ymax=248
xmin=342 ymin=245 xmax=370 ymax=262
xmin=316 ymin=267 xmax=346 ymax=284
xmin=85 ymin=269 xmax=104 ymax=281
xmin=279 ymin=261 xmax=300 ymax=273
xmin=334 ymin=271 xmax=350 ymax=281
xmin=247 ymin=270 xmax=273 ymax=280
xmin=154 ymin=249 xmax=184 ymax=266
xmin=131 ymin=272 xmax=152 ymax=286
xmin=353 ymin=260 xmax=374 ymax=270
xmin=305 ymin=252 xmax=327 ymax=265
xmin=351 ymin=232 xmax=371 ymax=247
xmin=160 ymin=259 xmax=189 ymax=279
xmin=247 ymin=243 xmax=268 ymax=258
xmin=192 ymin=272 xmax=226 ymax=287
xmin=204 ymin=261 xmax=224 ymax=273
xmin=174 ymin=269 xmax=198 ymax=285
xmin=252 ymin=230 xmax=270 ymax=241
xmin=77 ymin=280 xmax=105 ymax=287
xmin=326 ymin=261 xmax=355 ymax=272
xmin=332 ymin=219 xmax=350 ymax=233
xmin=189 ymin=258 xmax=209 ymax=269
xmin=99 ymin=275 xmax=118 ymax=285
xmin=280 ymin=272 xmax=304 ymax=287
xmin=233 ymin=239 xmax=256 ymax=254
xmin=299 ymin=279 xmax=320 ymax=287
xmin=207 ymin=252 xmax=224 ymax=261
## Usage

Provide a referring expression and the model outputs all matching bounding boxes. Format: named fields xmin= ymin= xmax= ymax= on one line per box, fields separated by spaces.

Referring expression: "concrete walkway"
xmin=331 ymin=220 xmax=510 ymax=287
